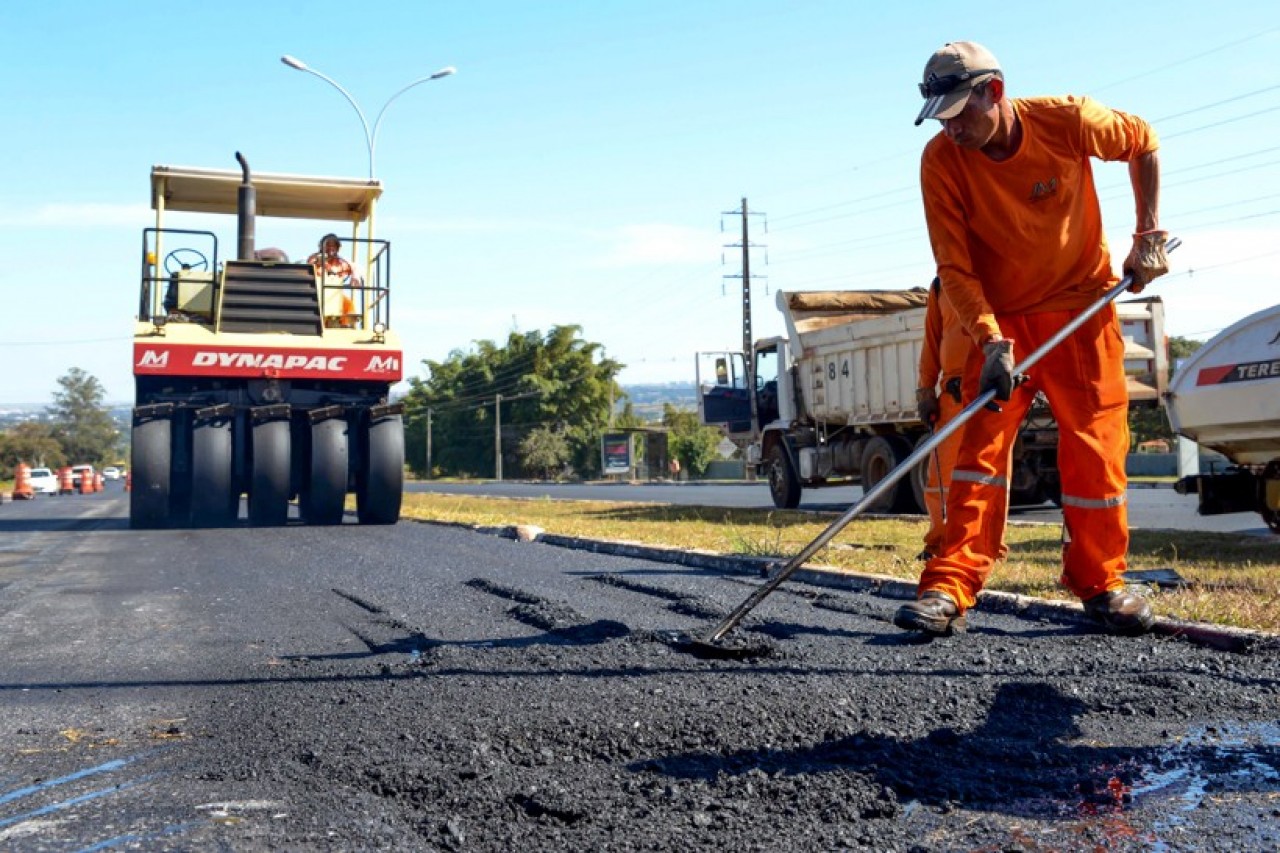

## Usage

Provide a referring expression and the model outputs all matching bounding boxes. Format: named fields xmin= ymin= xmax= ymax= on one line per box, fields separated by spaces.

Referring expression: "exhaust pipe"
xmin=235 ymin=151 xmax=255 ymax=261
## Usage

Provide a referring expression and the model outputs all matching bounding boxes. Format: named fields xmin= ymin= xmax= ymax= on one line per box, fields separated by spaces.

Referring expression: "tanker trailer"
xmin=1165 ymin=303 xmax=1280 ymax=533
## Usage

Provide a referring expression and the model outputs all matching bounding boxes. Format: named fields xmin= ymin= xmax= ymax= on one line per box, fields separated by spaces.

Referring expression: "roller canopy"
xmin=151 ymin=165 xmax=382 ymax=222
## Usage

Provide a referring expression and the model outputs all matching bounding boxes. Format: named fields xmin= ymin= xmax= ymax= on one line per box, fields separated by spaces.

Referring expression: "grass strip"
xmin=400 ymin=492 xmax=1280 ymax=634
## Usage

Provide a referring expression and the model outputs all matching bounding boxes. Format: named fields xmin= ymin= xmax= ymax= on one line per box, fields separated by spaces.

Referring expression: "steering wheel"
xmin=164 ymin=248 xmax=209 ymax=275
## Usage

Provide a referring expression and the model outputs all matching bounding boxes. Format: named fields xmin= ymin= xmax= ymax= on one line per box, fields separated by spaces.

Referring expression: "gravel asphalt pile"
xmin=178 ymin=523 xmax=1280 ymax=851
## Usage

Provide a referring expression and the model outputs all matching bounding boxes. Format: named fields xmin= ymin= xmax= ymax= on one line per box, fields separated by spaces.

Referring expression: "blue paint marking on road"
xmin=0 ymin=756 xmax=134 ymax=808
xmin=0 ymin=781 xmax=136 ymax=829
xmin=73 ymin=820 xmax=204 ymax=852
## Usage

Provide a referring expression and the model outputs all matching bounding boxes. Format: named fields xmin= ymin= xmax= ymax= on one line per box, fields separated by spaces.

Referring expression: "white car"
xmin=28 ymin=467 xmax=59 ymax=496
xmin=102 ymin=466 xmax=122 ymax=481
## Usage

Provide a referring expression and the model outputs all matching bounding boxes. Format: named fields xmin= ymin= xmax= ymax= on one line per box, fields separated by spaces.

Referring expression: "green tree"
xmin=0 ymin=421 xmax=66 ymax=477
xmin=46 ymin=368 xmax=120 ymax=466
xmin=517 ymin=426 xmax=571 ymax=480
xmin=611 ymin=401 xmax=647 ymax=430
xmin=1168 ymin=335 xmax=1203 ymax=366
xmin=402 ymin=326 xmax=623 ymax=479
xmin=662 ymin=403 xmax=722 ymax=477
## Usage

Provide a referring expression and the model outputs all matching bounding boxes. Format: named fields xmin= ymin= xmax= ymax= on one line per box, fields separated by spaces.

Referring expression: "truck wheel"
xmin=358 ymin=414 xmax=404 ymax=525
xmin=1263 ymin=462 xmax=1280 ymax=534
xmin=249 ymin=419 xmax=291 ymax=526
xmin=190 ymin=419 xmax=237 ymax=526
xmin=860 ymin=435 xmax=915 ymax=514
xmin=909 ymin=433 xmax=932 ymax=515
xmin=1038 ymin=478 xmax=1062 ymax=508
xmin=301 ymin=418 xmax=348 ymax=525
xmin=130 ymin=417 xmax=171 ymax=529
xmin=1262 ymin=508 xmax=1280 ymax=534
xmin=767 ymin=443 xmax=801 ymax=509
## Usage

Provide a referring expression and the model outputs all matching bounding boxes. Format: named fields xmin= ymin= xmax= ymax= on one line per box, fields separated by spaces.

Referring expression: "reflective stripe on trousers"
xmin=1061 ymin=492 xmax=1127 ymax=509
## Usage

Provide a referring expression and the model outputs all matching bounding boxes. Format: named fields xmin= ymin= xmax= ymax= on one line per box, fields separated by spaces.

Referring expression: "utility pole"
xmin=721 ymin=197 xmax=767 ymax=435
xmin=494 ymin=393 xmax=503 ymax=481
xmin=425 ymin=407 xmax=433 ymax=480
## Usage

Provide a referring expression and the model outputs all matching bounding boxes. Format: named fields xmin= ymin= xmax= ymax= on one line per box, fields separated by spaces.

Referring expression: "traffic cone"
xmin=93 ymin=472 xmax=104 ymax=492
xmin=79 ymin=470 xmax=93 ymax=495
xmin=58 ymin=466 xmax=75 ymax=495
xmin=12 ymin=463 xmax=34 ymax=500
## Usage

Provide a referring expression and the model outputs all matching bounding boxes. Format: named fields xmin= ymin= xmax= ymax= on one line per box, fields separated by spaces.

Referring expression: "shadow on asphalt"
xmin=628 ymin=680 xmax=1280 ymax=818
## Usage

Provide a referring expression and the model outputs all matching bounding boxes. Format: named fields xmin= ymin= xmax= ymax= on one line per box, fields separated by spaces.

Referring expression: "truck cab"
xmin=696 ymin=336 xmax=793 ymax=440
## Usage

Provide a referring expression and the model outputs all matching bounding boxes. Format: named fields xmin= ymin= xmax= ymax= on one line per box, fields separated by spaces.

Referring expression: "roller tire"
xmin=130 ymin=417 xmax=172 ymax=529
xmin=301 ymin=418 xmax=349 ymax=526
xmin=249 ymin=419 xmax=291 ymax=527
xmin=357 ymin=414 xmax=404 ymax=525
xmin=190 ymin=419 xmax=237 ymax=526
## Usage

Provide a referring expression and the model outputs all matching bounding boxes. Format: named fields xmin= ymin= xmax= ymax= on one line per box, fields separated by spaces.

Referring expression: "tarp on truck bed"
xmin=783 ymin=288 xmax=929 ymax=334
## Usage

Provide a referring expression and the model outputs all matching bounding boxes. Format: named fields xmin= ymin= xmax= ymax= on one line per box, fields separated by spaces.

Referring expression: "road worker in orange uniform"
xmin=915 ymin=277 xmax=976 ymax=560
xmin=894 ymin=41 xmax=1169 ymax=636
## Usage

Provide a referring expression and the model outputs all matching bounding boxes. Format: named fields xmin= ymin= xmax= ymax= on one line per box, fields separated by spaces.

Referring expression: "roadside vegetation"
xmin=399 ymin=325 xmax=724 ymax=481
xmin=0 ymin=368 xmax=122 ymax=479
xmin=399 ymin=492 xmax=1280 ymax=634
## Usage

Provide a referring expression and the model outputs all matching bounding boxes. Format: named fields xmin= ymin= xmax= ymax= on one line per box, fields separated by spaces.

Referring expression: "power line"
xmin=1087 ymin=25 xmax=1280 ymax=95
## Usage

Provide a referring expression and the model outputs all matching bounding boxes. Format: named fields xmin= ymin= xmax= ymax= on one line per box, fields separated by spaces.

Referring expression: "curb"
xmin=409 ymin=517 xmax=1276 ymax=653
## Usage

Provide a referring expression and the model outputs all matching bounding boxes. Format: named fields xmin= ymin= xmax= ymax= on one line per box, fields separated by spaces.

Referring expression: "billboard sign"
xmin=601 ymin=433 xmax=632 ymax=476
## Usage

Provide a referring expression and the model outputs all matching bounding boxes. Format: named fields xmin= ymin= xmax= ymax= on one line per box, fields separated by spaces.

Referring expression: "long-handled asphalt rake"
xmin=675 ymin=238 xmax=1181 ymax=659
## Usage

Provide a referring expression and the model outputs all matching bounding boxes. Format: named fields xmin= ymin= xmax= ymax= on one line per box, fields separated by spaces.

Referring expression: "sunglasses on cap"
xmin=918 ymin=68 xmax=998 ymax=99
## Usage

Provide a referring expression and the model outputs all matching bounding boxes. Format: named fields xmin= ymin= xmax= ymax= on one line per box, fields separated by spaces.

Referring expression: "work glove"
xmin=980 ymin=339 xmax=1016 ymax=402
xmin=916 ymin=386 xmax=940 ymax=425
xmin=1124 ymin=230 xmax=1169 ymax=293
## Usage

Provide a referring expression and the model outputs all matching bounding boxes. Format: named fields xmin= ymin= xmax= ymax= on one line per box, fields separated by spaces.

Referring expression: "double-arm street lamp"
xmin=280 ymin=55 xmax=456 ymax=180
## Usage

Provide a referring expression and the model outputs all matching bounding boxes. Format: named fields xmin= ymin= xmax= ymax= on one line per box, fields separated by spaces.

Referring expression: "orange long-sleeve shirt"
xmin=917 ymin=280 xmax=972 ymax=390
xmin=920 ymin=95 xmax=1159 ymax=345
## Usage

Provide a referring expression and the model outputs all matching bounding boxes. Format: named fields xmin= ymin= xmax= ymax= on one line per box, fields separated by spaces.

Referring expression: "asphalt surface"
xmin=405 ymin=479 xmax=1277 ymax=536
xmin=2 ymin=489 xmax=1279 ymax=851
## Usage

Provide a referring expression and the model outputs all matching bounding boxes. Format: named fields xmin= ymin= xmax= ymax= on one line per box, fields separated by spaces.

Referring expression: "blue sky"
xmin=2 ymin=1 xmax=1277 ymax=405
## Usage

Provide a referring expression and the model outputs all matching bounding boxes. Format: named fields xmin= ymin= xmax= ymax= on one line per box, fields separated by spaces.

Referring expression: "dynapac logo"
xmin=137 ymin=350 xmax=170 ymax=368
xmin=364 ymin=355 xmax=399 ymax=373
xmin=192 ymin=351 xmax=349 ymax=371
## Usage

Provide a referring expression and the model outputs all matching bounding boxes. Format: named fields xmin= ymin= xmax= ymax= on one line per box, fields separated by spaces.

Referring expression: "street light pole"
xmin=280 ymin=55 xmax=455 ymax=180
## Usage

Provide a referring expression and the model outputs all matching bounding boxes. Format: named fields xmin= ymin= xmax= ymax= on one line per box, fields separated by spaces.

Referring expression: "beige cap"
xmin=914 ymin=41 xmax=1002 ymax=126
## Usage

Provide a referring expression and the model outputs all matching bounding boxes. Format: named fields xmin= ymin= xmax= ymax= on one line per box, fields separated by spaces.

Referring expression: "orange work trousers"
xmin=919 ymin=304 xmax=1130 ymax=612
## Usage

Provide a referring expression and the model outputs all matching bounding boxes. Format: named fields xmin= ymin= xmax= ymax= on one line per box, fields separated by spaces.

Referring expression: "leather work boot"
xmin=893 ymin=591 xmax=966 ymax=635
xmin=1082 ymin=589 xmax=1155 ymax=636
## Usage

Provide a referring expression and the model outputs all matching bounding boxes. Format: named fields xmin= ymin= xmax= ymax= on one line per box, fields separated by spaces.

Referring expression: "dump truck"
xmin=1165 ymin=303 xmax=1280 ymax=533
xmin=698 ymin=288 xmax=1168 ymax=511
xmin=130 ymin=154 xmax=404 ymax=528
